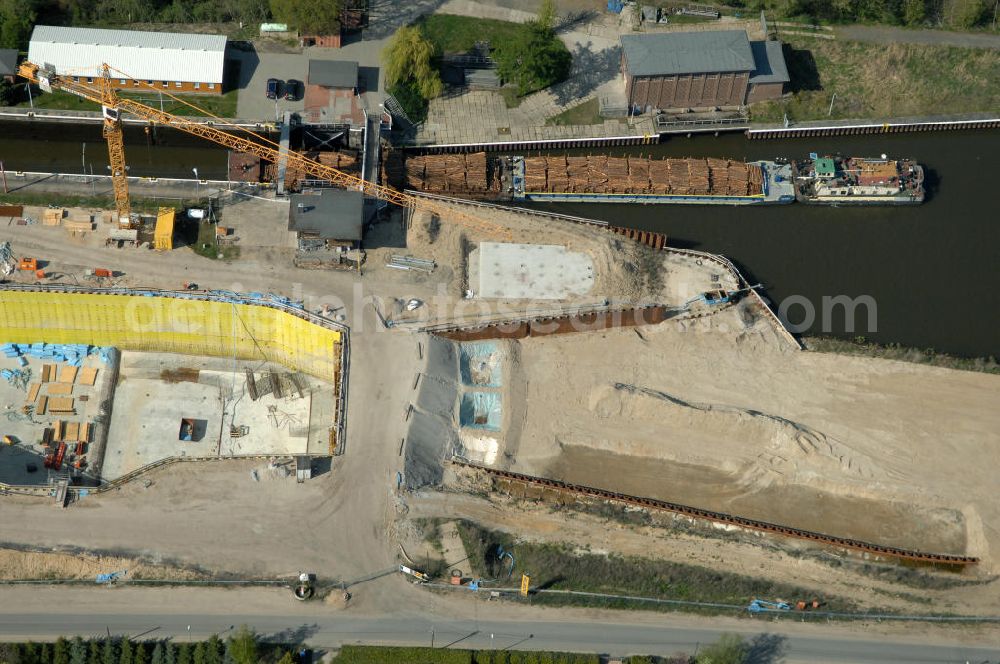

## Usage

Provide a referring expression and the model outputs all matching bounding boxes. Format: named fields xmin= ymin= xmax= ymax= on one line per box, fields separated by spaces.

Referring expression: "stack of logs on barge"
xmin=382 ymin=151 xmax=765 ymax=200
xmin=382 ymin=151 xmax=502 ymax=197
xmin=520 ymin=155 xmax=764 ymax=196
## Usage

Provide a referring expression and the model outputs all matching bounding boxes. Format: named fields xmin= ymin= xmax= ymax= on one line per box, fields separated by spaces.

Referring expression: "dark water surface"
xmin=523 ymin=130 xmax=1000 ymax=358
xmin=1 ymin=120 xmax=997 ymax=356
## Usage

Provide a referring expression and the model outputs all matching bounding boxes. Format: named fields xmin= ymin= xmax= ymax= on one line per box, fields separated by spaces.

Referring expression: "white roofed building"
xmin=28 ymin=26 xmax=227 ymax=94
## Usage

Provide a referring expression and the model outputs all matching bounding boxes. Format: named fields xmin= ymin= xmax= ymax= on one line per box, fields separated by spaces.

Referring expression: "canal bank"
xmin=0 ymin=119 xmax=997 ymax=357
xmin=518 ymin=128 xmax=1000 ymax=359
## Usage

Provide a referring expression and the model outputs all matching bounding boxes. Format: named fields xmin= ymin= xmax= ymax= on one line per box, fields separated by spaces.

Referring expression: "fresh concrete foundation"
xmin=470 ymin=242 xmax=595 ymax=299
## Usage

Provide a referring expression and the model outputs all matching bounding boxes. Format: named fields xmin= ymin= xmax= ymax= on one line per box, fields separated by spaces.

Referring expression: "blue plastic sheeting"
xmin=460 ymin=391 xmax=502 ymax=431
xmin=459 ymin=342 xmax=502 ymax=387
xmin=0 ymin=342 xmax=114 ymax=364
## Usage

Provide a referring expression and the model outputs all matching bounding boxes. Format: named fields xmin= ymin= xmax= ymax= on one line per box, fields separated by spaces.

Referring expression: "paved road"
xmin=836 ymin=24 xmax=1000 ymax=49
xmin=1 ymin=607 xmax=999 ymax=663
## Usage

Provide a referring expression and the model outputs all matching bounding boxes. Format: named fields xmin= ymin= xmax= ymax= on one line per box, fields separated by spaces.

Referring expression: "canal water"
xmin=524 ymin=130 xmax=1000 ymax=359
xmin=0 ymin=119 xmax=997 ymax=357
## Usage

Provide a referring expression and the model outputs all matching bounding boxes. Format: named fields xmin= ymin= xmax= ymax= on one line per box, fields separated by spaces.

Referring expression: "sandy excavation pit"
xmin=474 ymin=301 xmax=1000 ymax=563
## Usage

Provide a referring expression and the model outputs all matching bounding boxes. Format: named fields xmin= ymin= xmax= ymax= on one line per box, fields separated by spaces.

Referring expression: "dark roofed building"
xmin=0 ymin=49 xmax=18 ymax=82
xmin=747 ymin=40 xmax=790 ymax=103
xmin=620 ymin=30 xmax=788 ymax=111
xmin=308 ymin=60 xmax=358 ymax=89
xmin=289 ymin=188 xmax=364 ymax=246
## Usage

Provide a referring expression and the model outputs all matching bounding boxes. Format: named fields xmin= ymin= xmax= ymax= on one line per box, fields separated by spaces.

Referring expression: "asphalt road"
xmin=0 ymin=609 xmax=999 ymax=663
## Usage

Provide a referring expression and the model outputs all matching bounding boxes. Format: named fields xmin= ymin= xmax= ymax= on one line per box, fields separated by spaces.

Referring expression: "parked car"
xmin=284 ymin=79 xmax=304 ymax=101
xmin=265 ymin=78 xmax=283 ymax=99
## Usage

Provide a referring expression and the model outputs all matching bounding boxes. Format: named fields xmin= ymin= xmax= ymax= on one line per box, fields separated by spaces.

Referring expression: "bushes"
xmin=457 ymin=521 xmax=855 ymax=613
xmin=333 ymin=647 xmax=601 ymax=663
xmin=335 ymin=646 xmax=472 ymax=664
xmin=418 ymin=12 xmax=572 ymax=100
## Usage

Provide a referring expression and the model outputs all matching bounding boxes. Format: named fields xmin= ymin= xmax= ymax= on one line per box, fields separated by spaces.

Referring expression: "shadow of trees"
xmin=746 ymin=633 xmax=789 ymax=664
xmin=548 ymin=43 xmax=620 ymax=107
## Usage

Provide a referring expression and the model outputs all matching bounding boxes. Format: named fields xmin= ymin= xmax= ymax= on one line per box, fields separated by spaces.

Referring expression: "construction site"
xmin=0 ymin=284 xmax=345 ymax=491
xmin=2 ymin=52 xmax=1000 ymax=643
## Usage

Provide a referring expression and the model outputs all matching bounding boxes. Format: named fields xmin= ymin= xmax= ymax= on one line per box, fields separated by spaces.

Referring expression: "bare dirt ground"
xmin=405 ymin=489 xmax=1000 ymax=616
xmin=0 ymin=547 xmax=207 ymax=581
xmin=381 ymin=206 xmax=730 ymax=327
xmin=488 ymin=300 xmax=1000 ymax=574
xmin=4 ymin=191 xmax=1000 ymax=631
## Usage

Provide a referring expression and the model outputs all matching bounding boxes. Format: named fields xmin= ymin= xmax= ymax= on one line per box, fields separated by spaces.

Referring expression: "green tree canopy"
xmin=269 ymin=0 xmax=342 ymax=35
xmin=383 ymin=25 xmax=443 ymax=99
xmin=0 ymin=0 xmax=38 ymax=49
xmin=696 ymin=633 xmax=747 ymax=664
xmin=54 ymin=637 xmax=71 ymax=664
xmin=225 ymin=626 xmax=257 ymax=664
xmin=495 ymin=22 xmax=572 ymax=96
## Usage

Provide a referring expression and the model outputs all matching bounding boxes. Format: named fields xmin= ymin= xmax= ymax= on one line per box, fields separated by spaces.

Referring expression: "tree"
xmin=133 ymin=643 xmax=148 ymax=664
xmin=54 ymin=637 xmax=71 ymax=664
xmin=150 ymin=643 xmax=165 ymax=664
xmin=903 ymin=0 xmax=927 ymax=23
xmin=120 ymin=640 xmax=134 ymax=664
xmin=225 ymin=626 xmax=257 ymax=664
xmin=0 ymin=0 xmax=37 ymax=50
xmin=87 ymin=640 xmax=102 ymax=664
xmin=203 ymin=636 xmax=222 ymax=664
xmin=40 ymin=643 xmax=52 ymax=664
xmin=695 ymin=633 xmax=747 ymax=664
xmin=102 ymin=639 xmax=118 ymax=664
xmin=269 ymin=0 xmax=342 ymax=35
xmin=175 ymin=644 xmax=191 ymax=664
xmin=163 ymin=643 xmax=176 ymax=664
xmin=191 ymin=642 xmax=206 ymax=664
xmin=276 ymin=653 xmax=295 ymax=664
xmin=70 ymin=637 xmax=88 ymax=664
xmin=383 ymin=26 xmax=443 ymax=98
xmin=495 ymin=23 xmax=572 ymax=96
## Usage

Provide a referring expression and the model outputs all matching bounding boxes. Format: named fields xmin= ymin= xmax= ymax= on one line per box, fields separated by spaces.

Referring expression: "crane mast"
xmin=17 ymin=61 xmax=511 ymax=240
xmin=99 ymin=66 xmax=132 ymax=229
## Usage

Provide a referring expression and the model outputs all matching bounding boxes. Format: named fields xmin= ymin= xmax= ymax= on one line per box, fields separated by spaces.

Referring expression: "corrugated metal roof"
xmin=749 ymin=40 xmax=790 ymax=85
xmin=28 ymin=25 xmax=226 ymax=84
xmin=621 ymin=30 xmax=755 ymax=76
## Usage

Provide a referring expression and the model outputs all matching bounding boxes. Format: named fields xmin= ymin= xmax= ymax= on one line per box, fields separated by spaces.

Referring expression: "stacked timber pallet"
xmin=519 ymin=156 xmax=764 ymax=197
xmin=268 ymin=150 xmax=360 ymax=190
xmin=399 ymin=152 xmax=499 ymax=196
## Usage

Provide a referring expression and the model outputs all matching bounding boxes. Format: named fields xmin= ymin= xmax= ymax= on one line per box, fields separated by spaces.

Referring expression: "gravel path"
xmin=836 ymin=24 xmax=1000 ymax=49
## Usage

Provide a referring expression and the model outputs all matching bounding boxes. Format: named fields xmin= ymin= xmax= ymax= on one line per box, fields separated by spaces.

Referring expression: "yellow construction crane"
xmin=18 ymin=61 xmax=511 ymax=240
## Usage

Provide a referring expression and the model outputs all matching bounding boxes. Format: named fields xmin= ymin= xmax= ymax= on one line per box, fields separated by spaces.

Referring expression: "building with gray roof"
xmin=620 ymin=30 xmax=788 ymax=111
xmin=288 ymin=188 xmax=364 ymax=245
xmin=28 ymin=26 xmax=226 ymax=93
xmin=0 ymin=49 xmax=17 ymax=82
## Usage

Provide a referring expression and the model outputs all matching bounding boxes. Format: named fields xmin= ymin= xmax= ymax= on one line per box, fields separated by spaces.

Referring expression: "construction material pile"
xmin=387 ymin=152 xmax=501 ymax=197
xmin=524 ymin=155 xmax=764 ymax=196
xmin=265 ymin=150 xmax=360 ymax=190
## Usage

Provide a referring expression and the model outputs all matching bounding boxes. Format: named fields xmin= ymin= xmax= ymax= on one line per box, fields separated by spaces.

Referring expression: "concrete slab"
xmin=102 ymin=352 xmax=334 ymax=480
xmin=472 ymin=242 xmax=595 ymax=300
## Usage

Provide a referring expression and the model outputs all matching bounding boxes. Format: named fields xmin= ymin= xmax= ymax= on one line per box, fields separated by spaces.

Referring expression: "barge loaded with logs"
xmin=384 ymin=152 xmax=795 ymax=205
xmin=791 ymin=154 xmax=925 ymax=205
